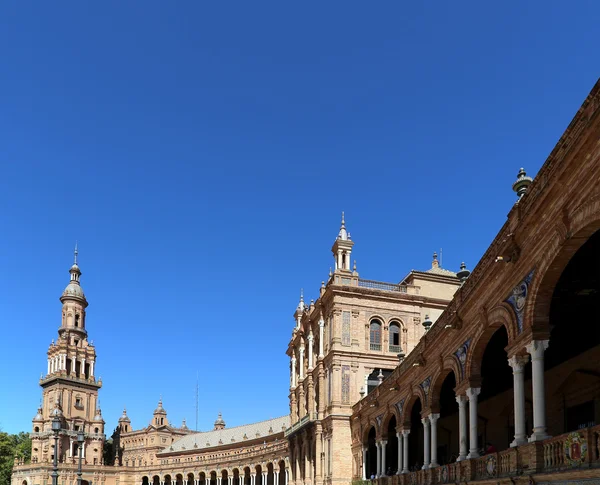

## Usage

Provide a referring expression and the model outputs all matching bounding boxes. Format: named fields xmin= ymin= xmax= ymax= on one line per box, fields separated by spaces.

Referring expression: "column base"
xmin=429 ymin=463 xmax=438 ymax=469
xmin=528 ymin=431 xmax=550 ymax=442
xmin=510 ymin=436 xmax=527 ymax=447
xmin=467 ymin=451 xmax=479 ymax=459
xmin=456 ymin=455 xmax=467 ymax=462
xmin=421 ymin=464 xmax=429 ymax=470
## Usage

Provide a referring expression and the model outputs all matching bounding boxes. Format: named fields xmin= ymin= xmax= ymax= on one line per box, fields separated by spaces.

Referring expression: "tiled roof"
xmin=162 ymin=416 xmax=290 ymax=453
xmin=425 ymin=267 xmax=457 ymax=277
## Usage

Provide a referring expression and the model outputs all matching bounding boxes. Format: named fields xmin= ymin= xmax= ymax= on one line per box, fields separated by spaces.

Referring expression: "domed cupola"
xmin=152 ymin=398 xmax=169 ymax=427
xmin=119 ymin=408 xmax=131 ymax=423
xmin=213 ymin=412 xmax=226 ymax=430
xmin=60 ymin=244 xmax=88 ymax=307
xmin=94 ymin=406 xmax=105 ymax=423
xmin=33 ymin=406 xmax=44 ymax=422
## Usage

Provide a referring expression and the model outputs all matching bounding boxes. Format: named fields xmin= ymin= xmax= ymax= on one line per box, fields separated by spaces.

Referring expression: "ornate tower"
xmin=152 ymin=398 xmax=169 ymax=427
xmin=331 ymin=212 xmax=354 ymax=273
xmin=31 ymin=247 xmax=104 ymax=466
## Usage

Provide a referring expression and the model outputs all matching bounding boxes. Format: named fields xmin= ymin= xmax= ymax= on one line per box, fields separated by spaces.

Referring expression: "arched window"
xmin=389 ymin=322 xmax=401 ymax=352
xmin=369 ymin=320 xmax=382 ymax=351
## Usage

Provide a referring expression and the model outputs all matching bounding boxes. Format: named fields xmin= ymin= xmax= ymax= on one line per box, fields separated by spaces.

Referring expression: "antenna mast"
xmin=195 ymin=371 xmax=199 ymax=431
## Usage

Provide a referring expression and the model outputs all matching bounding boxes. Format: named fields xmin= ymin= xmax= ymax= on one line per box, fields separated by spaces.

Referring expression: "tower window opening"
xmin=161 ymin=418 xmax=164 ymax=425
xmin=342 ymin=253 xmax=347 ymax=269
xmin=75 ymin=315 xmax=80 ymax=328
xmin=34 ymin=426 xmax=39 ymax=432
xmin=389 ymin=322 xmax=401 ymax=352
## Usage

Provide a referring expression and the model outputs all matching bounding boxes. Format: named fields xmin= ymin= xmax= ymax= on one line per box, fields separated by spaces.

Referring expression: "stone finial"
xmin=338 ymin=212 xmax=348 ymax=240
xmin=432 ymin=252 xmax=439 ymax=269
xmin=377 ymin=369 xmax=384 ymax=385
xmin=423 ymin=315 xmax=433 ymax=332
xmin=457 ymin=262 xmax=471 ymax=282
xmin=512 ymin=167 xmax=533 ymax=199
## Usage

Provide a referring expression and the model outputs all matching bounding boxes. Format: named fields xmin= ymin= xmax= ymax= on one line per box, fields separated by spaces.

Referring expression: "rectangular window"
xmin=342 ymin=311 xmax=351 ymax=346
xmin=342 ymin=365 xmax=350 ymax=404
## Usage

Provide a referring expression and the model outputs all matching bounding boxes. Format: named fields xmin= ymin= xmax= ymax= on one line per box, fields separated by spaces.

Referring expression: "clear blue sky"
xmin=0 ymin=1 xmax=598 ymax=434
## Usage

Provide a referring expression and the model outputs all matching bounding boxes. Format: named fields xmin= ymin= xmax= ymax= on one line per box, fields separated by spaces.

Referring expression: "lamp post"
xmin=51 ymin=416 xmax=62 ymax=485
xmin=77 ymin=430 xmax=85 ymax=485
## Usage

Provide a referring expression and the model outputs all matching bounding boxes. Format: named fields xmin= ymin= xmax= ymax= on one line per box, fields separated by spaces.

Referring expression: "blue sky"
xmin=0 ymin=1 xmax=598 ymax=434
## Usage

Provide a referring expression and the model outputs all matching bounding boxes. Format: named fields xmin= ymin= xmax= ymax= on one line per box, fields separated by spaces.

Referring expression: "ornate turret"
xmin=152 ymin=398 xmax=168 ymax=427
xmin=331 ymin=212 xmax=354 ymax=273
xmin=214 ymin=412 xmax=226 ymax=430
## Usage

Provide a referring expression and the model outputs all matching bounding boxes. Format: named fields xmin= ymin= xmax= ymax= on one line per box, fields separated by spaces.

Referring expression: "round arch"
xmin=528 ymin=205 xmax=600 ymax=333
xmin=429 ymin=364 xmax=460 ymax=412
xmin=466 ymin=306 xmax=516 ymax=380
xmin=402 ymin=387 xmax=426 ymax=426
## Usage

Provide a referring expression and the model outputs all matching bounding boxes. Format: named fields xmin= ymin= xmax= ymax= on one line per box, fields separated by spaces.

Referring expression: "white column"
xmin=262 ymin=473 xmax=266 ymax=485
xmin=396 ymin=432 xmax=403 ymax=475
xmin=71 ymin=355 xmax=76 ymax=374
xmin=90 ymin=360 xmax=95 ymax=377
xmin=318 ymin=319 xmax=324 ymax=358
xmin=429 ymin=413 xmax=439 ymax=468
xmin=467 ymin=387 xmax=481 ymax=458
xmin=250 ymin=474 xmax=255 ymax=485
xmin=362 ymin=447 xmax=367 ymax=479
xmin=402 ymin=431 xmax=409 ymax=473
xmin=81 ymin=358 xmax=86 ymax=377
xmin=291 ymin=357 xmax=297 ymax=388
xmin=69 ymin=439 xmax=73 ymax=457
xmin=508 ymin=354 xmax=529 ymax=447
xmin=285 ymin=469 xmax=289 ymax=485
xmin=82 ymin=442 xmax=86 ymax=459
xmin=526 ymin=340 xmax=550 ymax=442
xmin=47 ymin=359 xmax=51 ymax=375
xmin=456 ymin=395 xmax=468 ymax=461
xmin=380 ymin=440 xmax=387 ymax=475
xmin=421 ymin=417 xmax=430 ymax=469
xmin=299 ymin=345 xmax=305 ymax=380
xmin=375 ymin=441 xmax=381 ymax=477
xmin=364 ymin=374 xmax=369 ymax=396
xmin=274 ymin=471 xmax=279 ymax=485
xmin=307 ymin=333 xmax=314 ymax=370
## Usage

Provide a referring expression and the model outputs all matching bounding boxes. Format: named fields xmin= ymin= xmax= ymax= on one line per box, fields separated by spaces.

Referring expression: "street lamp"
xmin=51 ymin=416 xmax=61 ymax=485
xmin=77 ymin=430 xmax=85 ymax=485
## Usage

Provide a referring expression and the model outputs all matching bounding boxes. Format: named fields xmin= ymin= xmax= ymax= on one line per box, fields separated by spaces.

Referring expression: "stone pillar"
xmin=362 ymin=447 xmax=367 ymax=480
xmin=421 ymin=417 xmax=430 ymax=469
xmin=81 ymin=358 xmax=86 ymax=377
xmin=299 ymin=345 xmax=305 ymax=380
xmin=308 ymin=333 xmax=314 ymax=370
xmin=364 ymin=373 xmax=369 ymax=397
xmin=467 ymin=387 xmax=481 ymax=459
xmin=456 ymin=395 xmax=468 ymax=461
xmin=90 ymin=360 xmax=95 ymax=377
xmin=274 ymin=471 xmax=279 ymax=485
xmin=47 ymin=359 xmax=50 ymax=376
xmin=291 ymin=357 xmax=297 ymax=389
xmin=508 ymin=354 xmax=530 ymax=447
xmin=250 ymin=475 xmax=255 ymax=485
xmin=526 ymin=340 xmax=550 ymax=442
xmin=429 ymin=413 xmax=439 ymax=468
xmin=402 ymin=431 xmax=409 ymax=473
xmin=375 ymin=441 xmax=381 ymax=477
xmin=318 ymin=319 xmax=324 ymax=358
xmin=380 ymin=440 xmax=387 ymax=476
xmin=396 ymin=432 xmax=403 ymax=475
xmin=262 ymin=473 xmax=267 ymax=485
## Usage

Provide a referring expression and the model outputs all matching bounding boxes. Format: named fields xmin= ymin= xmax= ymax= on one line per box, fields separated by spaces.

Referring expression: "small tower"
xmin=213 ymin=412 xmax=226 ymax=430
xmin=331 ymin=212 xmax=354 ymax=273
xmin=293 ymin=289 xmax=306 ymax=330
xmin=92 ymin=405 xmax=105 ymax=435
xmin=152 ymin=398 xmax=168 ymax=427
xmin=118 ymin=408 xmax=131 ymax=433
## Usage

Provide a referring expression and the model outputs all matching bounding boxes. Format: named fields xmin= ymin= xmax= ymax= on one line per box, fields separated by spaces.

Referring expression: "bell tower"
xmin=331 ymin=212 xmax=354 ymax=273
xmin=30 ymin=246 xmax=104 ymax=466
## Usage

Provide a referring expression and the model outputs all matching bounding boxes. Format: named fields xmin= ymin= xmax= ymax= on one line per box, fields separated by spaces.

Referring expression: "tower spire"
xmin=74 ymin=241 xmax=78 ymax=265
xmin=332 ymin=212 xmax=354 ymax=272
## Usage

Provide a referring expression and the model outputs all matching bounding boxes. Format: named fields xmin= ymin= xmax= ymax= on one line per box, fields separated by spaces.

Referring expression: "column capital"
xmin=508 ymin=354 xmax=530 ymax=371
xmin=455 ymin=394 xmax=467 ymax=405
xmin=428 ymin=413 xmax=440 ymax=422
xmin=401 ymin=429 xmax=410 ymax=437
xmin=421 ymin=417 xmax=430 ymax=426
xmin=525 ymin=339 xmax=549 ymax=360
xmin=466 ymin=387 xmax=481 ymax=399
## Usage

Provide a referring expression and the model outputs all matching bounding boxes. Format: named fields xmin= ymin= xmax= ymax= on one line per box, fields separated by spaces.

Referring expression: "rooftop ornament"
xmin=456 ymin=262 xmax=471 ymax=282
xmin=423 ymin=315 xmax=433 ymax=332
xmin=512 ymin=167 xmax=533 ymax=199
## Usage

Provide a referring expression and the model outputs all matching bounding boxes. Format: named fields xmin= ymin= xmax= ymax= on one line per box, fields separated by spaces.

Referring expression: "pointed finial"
xmin=353 ymin=260 xmax=357 ymax=271
xmin=432 ymin=252 xmax=439 ymax=269
xmin=300 ymin=288 xmax=304 ymax=301
xmin=329 ymin=267 xmax=332 ymax=277
xmin=512 ymin=167 xmax=533 ymax=199
xmin=341 ymin=211 xmax=345 ymax=226
xmin=74 ymin=241 xmax=78 ymax=265
xmin=338 ymin=212 xmax=348 ymax=240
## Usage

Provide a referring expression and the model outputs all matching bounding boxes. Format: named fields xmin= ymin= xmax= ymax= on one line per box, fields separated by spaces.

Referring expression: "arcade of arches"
xmin=353 ymin=79 xmax=600 ymax=483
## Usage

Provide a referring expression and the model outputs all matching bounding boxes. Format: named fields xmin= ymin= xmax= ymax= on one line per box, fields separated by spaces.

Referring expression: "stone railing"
xmin=357 ymin=279 xmax=408 ymax=293
xmin=284 ymin=414 xmax=312 ymax=437
xmin=365 ymin=424 xmax=600 ymax=484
